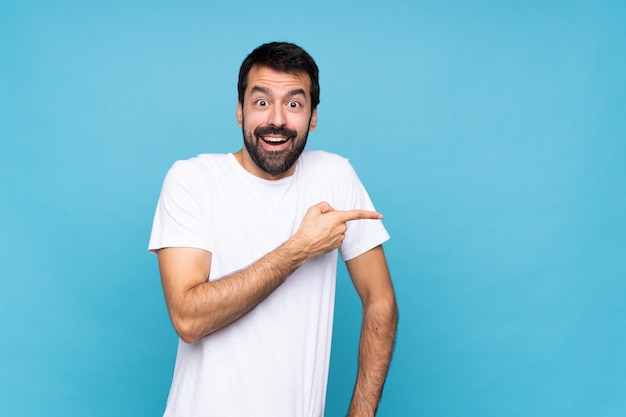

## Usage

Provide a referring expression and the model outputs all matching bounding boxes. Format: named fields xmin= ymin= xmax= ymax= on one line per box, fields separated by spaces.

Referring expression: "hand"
xmin=292 ymin=202 xmax=383 ymax=258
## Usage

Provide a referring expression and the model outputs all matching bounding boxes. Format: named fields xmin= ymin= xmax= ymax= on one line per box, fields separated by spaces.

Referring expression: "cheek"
xmin=240 ymin=117 xmax=254 ymax=134
xmin=298 ymin=116 xmax=315 ymax=133
xmin=242 ymin=111 xmax=263 ymax=129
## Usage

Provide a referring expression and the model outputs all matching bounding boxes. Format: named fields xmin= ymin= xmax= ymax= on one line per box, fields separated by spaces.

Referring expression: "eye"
xmin=255 ymin=99 xmax=268 ymax=107
xmin=287 ymin=100 xmax=302 ymax=109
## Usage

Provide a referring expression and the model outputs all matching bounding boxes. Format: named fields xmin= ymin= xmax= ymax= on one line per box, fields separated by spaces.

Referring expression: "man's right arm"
xmin=157 ymin=202 xmax=383 ymax=344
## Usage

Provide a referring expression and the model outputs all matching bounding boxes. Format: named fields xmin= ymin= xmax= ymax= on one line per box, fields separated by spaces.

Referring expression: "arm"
xmin=157 ymin=202 xmax=383 ymax=344
xmin=158 ymin=240 xmax=304 ymax=344
xmin=345 ymin=244 xmax=399 ymax=417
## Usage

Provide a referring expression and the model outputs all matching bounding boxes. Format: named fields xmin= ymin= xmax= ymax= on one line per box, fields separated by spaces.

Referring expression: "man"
xmin=149 ymin=42 xmax=398 ymax=417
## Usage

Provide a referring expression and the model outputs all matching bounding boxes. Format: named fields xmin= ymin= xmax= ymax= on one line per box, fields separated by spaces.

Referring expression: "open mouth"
xmin=259 ymin=136 xmax=290 ymax=147
xmin=254 ymin=126 xmax=297 ymax=148
xmin=261 ymin=136 xmax=289 ymax=145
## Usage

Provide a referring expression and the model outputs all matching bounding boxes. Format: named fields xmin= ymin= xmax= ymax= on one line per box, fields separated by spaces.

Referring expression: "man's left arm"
xmin=345 ymin=244 xmax=399 ymax=417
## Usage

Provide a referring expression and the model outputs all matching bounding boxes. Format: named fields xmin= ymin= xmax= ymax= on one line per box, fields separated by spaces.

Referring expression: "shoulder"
xmin=299 ymin=150 xmax=366 ymax=182
xmin=166 ymin=153 xmax=231 ymax=180
xmin=173 ymin=153 xmax=231 ymax=170
xmin=299 ymin=150 xmax=351 ymax=172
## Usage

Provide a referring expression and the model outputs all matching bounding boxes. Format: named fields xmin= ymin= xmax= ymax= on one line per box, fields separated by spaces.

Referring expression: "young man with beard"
xmin=149 ymin=42 xmax=398 ymax=417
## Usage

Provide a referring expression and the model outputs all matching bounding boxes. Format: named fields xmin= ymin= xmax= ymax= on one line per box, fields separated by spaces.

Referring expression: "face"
xmin=237 ymin=65 xmax=317 ymax=180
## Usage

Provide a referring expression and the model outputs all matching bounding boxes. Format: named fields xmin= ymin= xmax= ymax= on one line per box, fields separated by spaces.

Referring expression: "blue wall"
xmin=1 ymin=1 xmax=625 ymax=416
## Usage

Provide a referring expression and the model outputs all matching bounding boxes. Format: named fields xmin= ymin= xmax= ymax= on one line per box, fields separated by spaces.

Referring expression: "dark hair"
xmin=238 ymin=42 xmax=320 ymax=109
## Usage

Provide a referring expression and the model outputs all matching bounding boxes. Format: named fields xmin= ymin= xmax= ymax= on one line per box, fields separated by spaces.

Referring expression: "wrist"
xmin=280 ymin=235 xmax=310 ymax=268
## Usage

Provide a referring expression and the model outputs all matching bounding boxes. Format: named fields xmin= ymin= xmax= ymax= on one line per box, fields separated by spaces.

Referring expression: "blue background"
xmin=1 ymin=1 xmax=625 ymax=416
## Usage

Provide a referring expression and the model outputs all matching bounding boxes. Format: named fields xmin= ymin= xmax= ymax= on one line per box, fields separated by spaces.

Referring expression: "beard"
xmin=242 ymin=121 xmax=310 ymax=176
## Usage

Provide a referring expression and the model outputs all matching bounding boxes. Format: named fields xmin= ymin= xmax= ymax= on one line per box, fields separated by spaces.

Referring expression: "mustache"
xmin=254 ymin=125 xmax=298 ymax=139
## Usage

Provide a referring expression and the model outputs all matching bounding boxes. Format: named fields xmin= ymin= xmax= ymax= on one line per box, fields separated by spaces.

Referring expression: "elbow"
xmin=391 ymin=297 xmax=399 ymax=321
xmin=367 ymin=295 xmax=399 ymax=325
xmin=386 ymin=298 xmax=399 ymax=327
xmin=178 ymin=332 xmax=200 ymax=345
xmin=171 ymin=316 xmax=203 ymax=344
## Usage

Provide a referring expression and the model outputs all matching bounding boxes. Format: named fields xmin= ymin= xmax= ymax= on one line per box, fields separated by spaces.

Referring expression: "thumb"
xmin=313 ymin=201 xmax=335 ymax=214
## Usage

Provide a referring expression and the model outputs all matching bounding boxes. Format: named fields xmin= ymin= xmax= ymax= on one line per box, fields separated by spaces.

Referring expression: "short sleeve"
xmin=148 ymin=160 xmax=214 ymax=254
xmin=338 ymin=162 xmax=390 ymax=261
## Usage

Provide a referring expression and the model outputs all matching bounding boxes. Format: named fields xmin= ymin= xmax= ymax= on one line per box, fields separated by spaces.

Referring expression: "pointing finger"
xmin=338 ymin=209 xmax=383 ymax=222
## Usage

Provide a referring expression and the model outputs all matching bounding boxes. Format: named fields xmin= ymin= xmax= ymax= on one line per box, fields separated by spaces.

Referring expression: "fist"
xmin=294 ymin=202 xmax=383 ymax=257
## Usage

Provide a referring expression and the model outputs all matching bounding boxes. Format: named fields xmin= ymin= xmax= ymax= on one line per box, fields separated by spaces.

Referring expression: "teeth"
xmin=262 ymin=137 xmax=287 ymax=143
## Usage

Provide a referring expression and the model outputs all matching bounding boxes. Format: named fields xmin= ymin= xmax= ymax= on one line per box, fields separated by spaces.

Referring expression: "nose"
xmin=267 ymin=104 xmax=286 ymax=127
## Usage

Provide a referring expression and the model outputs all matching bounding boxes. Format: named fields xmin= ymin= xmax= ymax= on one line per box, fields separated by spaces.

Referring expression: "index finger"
xmin=337 ymin=209 xmax=383 ymax=222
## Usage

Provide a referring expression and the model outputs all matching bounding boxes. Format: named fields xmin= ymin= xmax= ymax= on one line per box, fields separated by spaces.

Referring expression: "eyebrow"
xmin=250 ymin=86 xmax=307 ymax=98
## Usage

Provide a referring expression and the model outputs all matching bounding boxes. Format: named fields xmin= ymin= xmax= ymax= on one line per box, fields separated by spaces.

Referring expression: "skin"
xmin=157 ymin=65 xmax=398 ymax=417
xmin=235 ymin=65 xmax=317 ymax=180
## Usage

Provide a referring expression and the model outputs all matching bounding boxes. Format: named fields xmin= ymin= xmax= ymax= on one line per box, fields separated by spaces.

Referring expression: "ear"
xmin=236 ymin=103 xmax=243 ymax=127
xmin=308 ymin=108 xmax=318 ymax=131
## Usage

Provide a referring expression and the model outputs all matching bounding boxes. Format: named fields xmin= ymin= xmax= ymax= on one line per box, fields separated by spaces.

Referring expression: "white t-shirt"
xmin=149 ymin=150 xmax=389 ymax=417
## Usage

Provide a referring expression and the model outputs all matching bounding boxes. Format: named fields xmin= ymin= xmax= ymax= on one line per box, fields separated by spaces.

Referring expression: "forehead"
xmin=245 ymin=65 xmax=311 ymax=96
